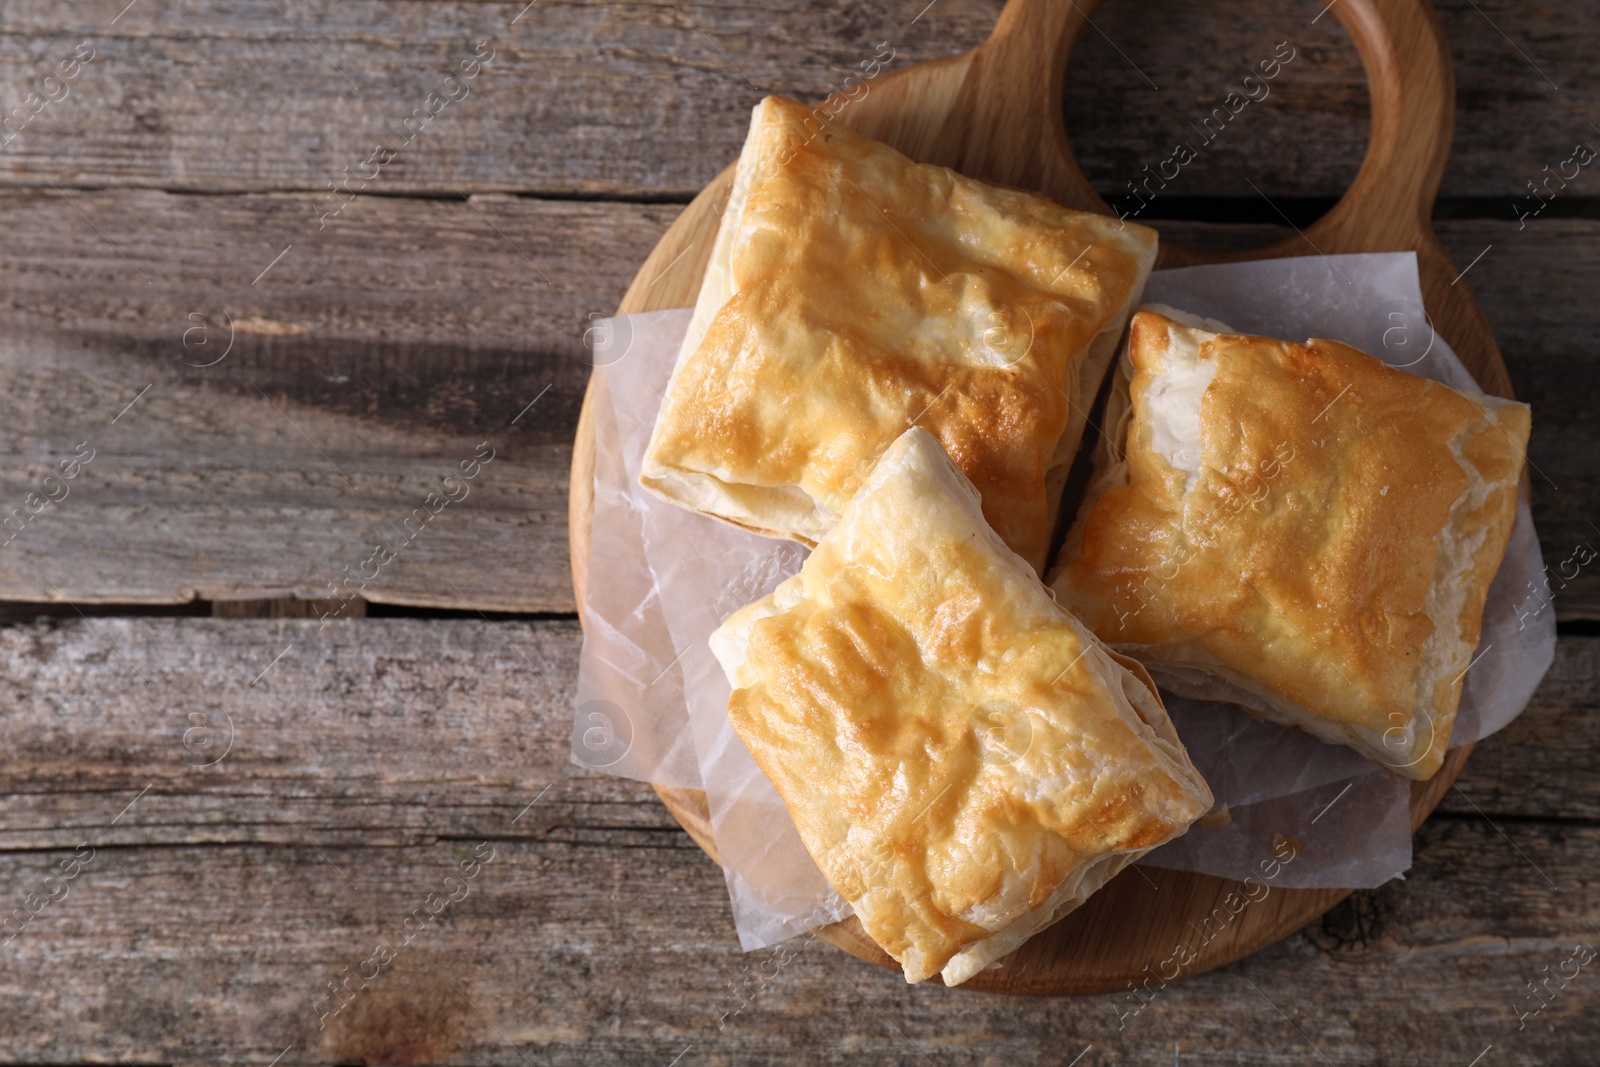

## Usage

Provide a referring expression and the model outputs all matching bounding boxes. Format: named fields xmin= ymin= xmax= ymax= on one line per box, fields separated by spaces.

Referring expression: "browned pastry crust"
xmin=642 ymin=95 xmax=1158 ymax=573
xmin=711 ymin=428 xmax=1212 ymax=984
xmin=1050 ymin=308 xmax=1531 ymax=780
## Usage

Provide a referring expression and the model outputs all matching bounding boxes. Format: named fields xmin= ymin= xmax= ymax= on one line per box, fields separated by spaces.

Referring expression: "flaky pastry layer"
xmin=1050 ymin=308 xmax=1531 ymax=780
xmin=711 ymin=428 xmax=1212 ymax=984
xmin=642 ymin=95 xmax=1159 ymax=573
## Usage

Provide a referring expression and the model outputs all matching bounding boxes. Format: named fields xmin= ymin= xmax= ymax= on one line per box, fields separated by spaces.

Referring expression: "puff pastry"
xmin=710 ymin=428 xmax=1212 ymax=985
xmin=642 ymin=95 xmax=1159 ymax=573
xmin=1050 ymin=307 xmax=1532 ymax=780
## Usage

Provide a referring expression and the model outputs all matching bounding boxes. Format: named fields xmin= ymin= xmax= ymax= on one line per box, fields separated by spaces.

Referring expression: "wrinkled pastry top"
xmin=1054 ymin=310 xmax=1530 ymax=746
xmin=646 ymin=95 xmax=1157 ymax=571
xmin=714 ymin=428 xmax=1210 ymax=983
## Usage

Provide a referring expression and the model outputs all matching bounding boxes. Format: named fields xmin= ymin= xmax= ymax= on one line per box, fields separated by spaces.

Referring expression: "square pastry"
xmin=709 ymin=427 xmax=1212 ymax=985
xmin=1050 ymin=307 xmax=1532 ymax=780
xmin=642 ymin=95 xmax=1158 ymax=573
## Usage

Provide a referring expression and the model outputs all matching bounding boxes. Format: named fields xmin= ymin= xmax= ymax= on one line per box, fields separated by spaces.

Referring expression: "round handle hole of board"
xmin=977 ymin=0 xmax=1453 ymax=259
xmin=1057 ymin=5 xmax=1367 ymax=254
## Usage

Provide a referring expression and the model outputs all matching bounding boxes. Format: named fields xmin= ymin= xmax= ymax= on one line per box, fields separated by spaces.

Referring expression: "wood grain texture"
xmin=1436 ymin=634 xmax=1600 ymax=822
xmin=0 ymin=0 xmax=1006 ymax=197
xmin=1 ymin=821 xmax=1596 ymax=1066
xmin=0 ymin=189 xmax=676 ymax=610
xmin=1062 ymin=0 xmax=1596 ymax=206
xmin=0 ymin=617 xmax=1593 ymax=1063
xmin=1 ymin=190 xmax=1593 ymax=615
xmin=0 ymin=617 xmax=582 ymax=850
xmin=0 ymin=620 xmax=1589 ymax=839
xmin=0 ymin=0 xmax=1591 ymax=1050
xmin=0 ymin=189 xmax=673 ymax=447
xmin=0 ymin=0 xmax=1594 ymax=203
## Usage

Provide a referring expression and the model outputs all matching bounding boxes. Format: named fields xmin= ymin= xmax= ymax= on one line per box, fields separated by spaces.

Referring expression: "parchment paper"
xmin=570 ymin=321 xmax=703 ymax=790
xmin=574 ymin=253 xmax=1556 ymax=949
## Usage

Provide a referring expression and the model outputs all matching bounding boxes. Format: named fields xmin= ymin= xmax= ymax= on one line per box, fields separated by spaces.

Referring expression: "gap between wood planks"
xmin=18 ymin=183 xmax=1600 ymax=222
xmin=0 ymin=599 xmax=1591 ymax=636
xmin=0 ymin=597 xmax=571 ymax=623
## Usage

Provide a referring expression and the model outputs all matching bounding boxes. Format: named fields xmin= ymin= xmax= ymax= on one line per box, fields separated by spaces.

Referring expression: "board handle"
xmin=931 ymin=0 xmax=1505 ymax=391
xmin=951 ymin=0 xmax=1452 ymax=245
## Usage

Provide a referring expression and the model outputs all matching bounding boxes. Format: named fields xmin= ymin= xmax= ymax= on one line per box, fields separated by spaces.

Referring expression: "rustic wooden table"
xmin=1 ymin=1 xmax=1594 ymax=1063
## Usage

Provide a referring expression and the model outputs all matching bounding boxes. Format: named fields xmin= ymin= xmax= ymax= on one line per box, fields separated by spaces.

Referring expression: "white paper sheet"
xmin=571 ymin=311 xmax=706 ymax=791
xmin=573 ymin=253 xmax=1556 ymax=941
xmin=574 ymin=310 xmax=847 ymax=947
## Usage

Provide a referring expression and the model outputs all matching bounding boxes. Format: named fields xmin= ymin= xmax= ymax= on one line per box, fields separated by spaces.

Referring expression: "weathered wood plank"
xmin=1434 ymin=220 xmax=1600 ymax=627
xmin=1 ymin=195 xmax=1592 ymax=613
xmin=0 ymin=617 xmax=604 ymax=849
xmin=1064 ymin=0 xmax=1599 ymax=207
xmin=0 ymin=622 xmax=1590 ymax=1061
xmin=1438 ymin=634 xmax=1600 ymax=822
xmin=0 ymin=189 xmax=676 ymax=448
xmin=0 ymin=817 xmax=1593 ymax=1064
xmin=0 ymin=189 xmax=680 ymax=609
xmin=0 ymin=619 xmax=1591 ymax=849
xmin=0 ymin=0 xmax=1002 ymax=197
xmin=0 ymin=0 xmax=1594 ymax=201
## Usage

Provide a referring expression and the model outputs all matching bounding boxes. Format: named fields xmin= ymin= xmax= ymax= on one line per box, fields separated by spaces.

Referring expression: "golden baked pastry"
xmin=1050 ymin=307 xmax=1532 ymax=780
xmin=710 ymin=428 xmax=1212 ymax=985
xmin=642 ymin=95 xmax=1159 ymax=573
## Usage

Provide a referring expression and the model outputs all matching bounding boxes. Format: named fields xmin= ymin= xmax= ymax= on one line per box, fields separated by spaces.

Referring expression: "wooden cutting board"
xmin=569 ymin=0 xmax=1515 ymax=994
